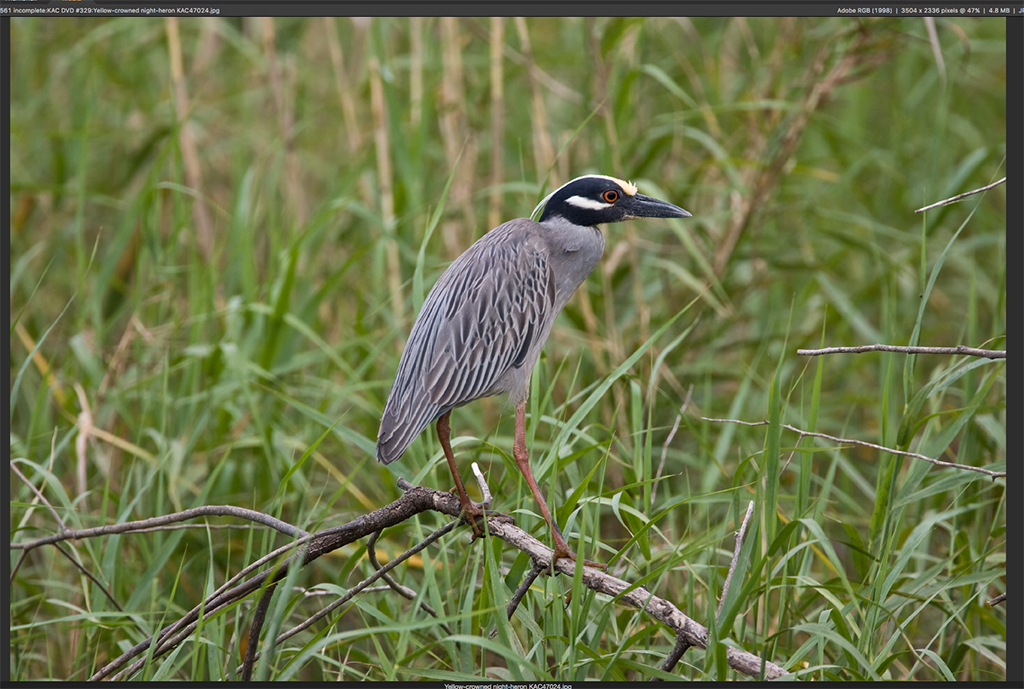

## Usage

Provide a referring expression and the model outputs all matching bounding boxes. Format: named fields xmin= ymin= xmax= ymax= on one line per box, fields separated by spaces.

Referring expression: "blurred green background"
xmin=10 ymin=16 xmax=1006 ymax=681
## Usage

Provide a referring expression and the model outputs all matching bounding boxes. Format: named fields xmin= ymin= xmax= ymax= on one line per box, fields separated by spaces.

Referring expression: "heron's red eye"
xmin=603 ymin=190 xmax=619 ymax=203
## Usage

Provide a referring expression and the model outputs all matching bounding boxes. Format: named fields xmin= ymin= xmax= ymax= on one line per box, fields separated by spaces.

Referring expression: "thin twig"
xmin=100 ymin=489 xmax=454 ymax=681
xmin=10 ymin=460 xmax=68 ymax=532
xmin=653 ymin=386 xmax=692 ymax=504
xmin=654 ymin=635 xmax=691 ymax=680
xmin=12 ymin=504 xmax=309 ymax=551
xmin=797 ymin=344 xmax=1005 ymax=359
xmin=914 ymin=177 xmax=1006 ymax=213
xmin=718 ymin=501 xmax=755 ymax=618
xmin=490 ymin=560 xmax=546 ymax=639
xmin=109 ymin=540 xmax=317 ymax=682
xmin=508 ymin=561 xmax=544 ymax=620
xmin=53 ymin=543 xmax=124 ymax=613
xmin=657 ymin=500 xmax=755 ymax=679
xmin=235 ymin=518 xmax=459 ymax=676
xmin=701 ymin=419 xmax=1005 ymax=479
xmin=366 ymin=530 xmax=450 ymax=633
xmin=241 ymin=582 xmax=277 ymax=681
xmin=471 ymin=462 xmax=493 ymax=507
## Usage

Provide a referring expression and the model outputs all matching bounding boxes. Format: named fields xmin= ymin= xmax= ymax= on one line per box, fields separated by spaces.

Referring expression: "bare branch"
xmin=80 ymin=481 xmax=788 ymax=681
xmin=94 ymin=485 xmax=459 ymax=681
xmin=11 ymin=504 xmax=309 ymax=551
xmin=490 ymin=560 xmax=545 ymax=639
xmin=914 ymin=176 xmax=1006 ymax=213
xmin=653 ymin=386 xmax=692 ymax=504
xmin=53 ymin=543 xmax=124 ymax=613
xmin=471 ymin=461 xmax=493 ymax=507
xmin=241 ymin=583 xmax=276 ymax=681
xmin=797 ymin=343 xmax=1005 ymax=359
xmin=498 ymin=520 xmax=788 ymax=679
xmin=718 ymin=501 xmax=755 ymax=618
xmin=10 ymin=460 xmax=67 ymax=532
xmin=367 ymin=529 xmax=449 ymax=632
xmin=701 ymin=419 xmax=1005 ymax=479
xmin=656 ymin=499 xmax=756 ymax=679
xmin=655 ymin=636 xmax=691 ymax=680
xmin=264 ymin=518 xmax=458 ymax=655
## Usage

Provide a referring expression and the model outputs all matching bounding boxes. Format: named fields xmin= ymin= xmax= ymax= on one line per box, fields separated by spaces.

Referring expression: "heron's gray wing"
xmin=376 ymin=287 xmax=449 ymax=464
xmin=422 ymin=224 xmax=555 ymax=409
xmin=376 ymin=221 xmax=555 ymax=464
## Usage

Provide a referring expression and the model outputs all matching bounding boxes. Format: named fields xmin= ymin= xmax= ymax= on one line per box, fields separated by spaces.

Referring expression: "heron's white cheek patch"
xmin=565 ymin=195 xmax=614 ymax=211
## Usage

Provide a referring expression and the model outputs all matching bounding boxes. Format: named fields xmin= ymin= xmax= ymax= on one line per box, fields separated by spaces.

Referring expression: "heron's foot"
xmin=464 ymin=509 xmax=516 ymax=539
xmin=458 ymin=499 xmax=488 ymax=537
xmin=549 ymin=532 xmax=607 ymax=573
xmin=455 ymin=498 xmax=510 ymax=532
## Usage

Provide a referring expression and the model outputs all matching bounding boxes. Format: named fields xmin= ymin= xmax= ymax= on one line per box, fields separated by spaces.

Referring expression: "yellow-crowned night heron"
xmin=377 ymin=174 xmax=690 ymax=565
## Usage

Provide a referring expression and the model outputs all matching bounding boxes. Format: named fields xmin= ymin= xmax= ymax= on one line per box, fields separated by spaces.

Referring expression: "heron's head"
xmin=532 ymin=175 xmax=691 ymax=226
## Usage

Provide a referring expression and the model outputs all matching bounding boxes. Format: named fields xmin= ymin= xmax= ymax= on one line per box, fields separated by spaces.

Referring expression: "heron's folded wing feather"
xmin=424 ymin=226 xmax=555 ymax=408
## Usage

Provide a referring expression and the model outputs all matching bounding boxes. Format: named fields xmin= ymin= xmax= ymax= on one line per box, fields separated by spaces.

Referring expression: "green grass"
xmin=9 ymin=16 xmax=1006 ymax=681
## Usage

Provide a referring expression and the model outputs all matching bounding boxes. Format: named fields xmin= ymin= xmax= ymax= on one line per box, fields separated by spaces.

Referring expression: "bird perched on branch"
xmin=377 ymin=174 xmax=691 ymax=566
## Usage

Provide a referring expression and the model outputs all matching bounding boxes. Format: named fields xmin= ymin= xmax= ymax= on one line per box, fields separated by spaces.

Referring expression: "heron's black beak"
xmin=622 ymin=193 xmax=692 ymax=220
